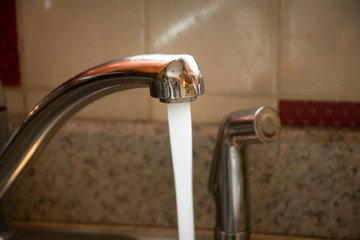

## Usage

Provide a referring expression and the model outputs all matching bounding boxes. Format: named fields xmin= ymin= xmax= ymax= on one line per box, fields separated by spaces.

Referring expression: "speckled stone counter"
xmin=4 ymin=117 xmax=360 ymax=239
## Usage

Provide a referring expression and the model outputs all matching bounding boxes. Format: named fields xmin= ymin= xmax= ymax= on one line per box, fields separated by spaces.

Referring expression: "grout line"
xmin=13 ymin=0 xmax=27 ymax=114
xmin=139 ymin=0 xmax=147 ymax=54
xmin=275 ymin=0 xmax=284 ymax=108
xmin=139 ymin=0 xmax=152 ymax=121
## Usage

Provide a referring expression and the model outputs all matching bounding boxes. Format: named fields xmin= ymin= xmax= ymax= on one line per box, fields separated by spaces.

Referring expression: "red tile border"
xmin=279 ymin=100 xmax=360 ymax=128
xmin=0 ymin=0 xmax=21 ymax=86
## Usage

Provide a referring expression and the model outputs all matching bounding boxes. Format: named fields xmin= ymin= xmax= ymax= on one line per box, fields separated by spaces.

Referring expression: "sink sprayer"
xmin=209 ymin=106 xmax=281 ymax=240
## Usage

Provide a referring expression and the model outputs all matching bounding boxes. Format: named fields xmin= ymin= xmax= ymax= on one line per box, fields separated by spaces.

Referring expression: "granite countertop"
xmin=7 ymin=117 xmax=360 ymax=239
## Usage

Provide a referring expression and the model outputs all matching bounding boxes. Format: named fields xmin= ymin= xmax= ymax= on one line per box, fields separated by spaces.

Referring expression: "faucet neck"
xmin=0 ymin=54 xmax=204 ymax=199
xmin=0 ymin=75 xmax=149 ymax=199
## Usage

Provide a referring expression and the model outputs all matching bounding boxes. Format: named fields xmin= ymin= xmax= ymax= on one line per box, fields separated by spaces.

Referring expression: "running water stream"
xmin=167 ymin=102 xmax=195 ymax=240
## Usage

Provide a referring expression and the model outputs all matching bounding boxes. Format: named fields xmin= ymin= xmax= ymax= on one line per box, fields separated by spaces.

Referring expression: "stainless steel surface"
xmin=209 ymin=107 xmax=281 ymax=240
xmin=0 ymin=54 xmax=204 ymax=238
xmin=216 ymin=231 xmax=249 ymax=240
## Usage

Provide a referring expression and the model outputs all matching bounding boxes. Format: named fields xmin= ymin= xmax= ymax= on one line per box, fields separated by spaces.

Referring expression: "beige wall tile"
xmin=15 ymin=0 xmax=360 ymax=123
xmin=150 ymin=95 xmax=278 ymax=124
xmin=279 ymin=0 xmax=360 ymax=101
xmin=75 ymin=89 xmax=150 ymax=120
xmin=25 ymin=88 xmax=150 ymax=121
xmin=146 ymin=0 xmax=278 ymax=97
xmin=191 ymin=95 xmax=278 ymax=123
xmin=3 ymin=87 xmax=26 ymax=115
xmin=17 ymin=0 xmax=143 ymax=89
xmin=148 ymin=97 xmax=167 ymax=122
xmin=25 ymin=88 xmax=52 ymax=112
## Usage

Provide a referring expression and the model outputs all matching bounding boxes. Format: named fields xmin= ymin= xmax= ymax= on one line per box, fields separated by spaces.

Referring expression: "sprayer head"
xmin=222 ymin=106 xmax=281 ymax=145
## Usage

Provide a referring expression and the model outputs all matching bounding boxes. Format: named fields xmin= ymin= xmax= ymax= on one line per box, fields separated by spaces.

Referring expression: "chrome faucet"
xmin=209 ymin=107 xmax=281 ymax=240
xmin=0 ymin=54 xmax=204 ymax=238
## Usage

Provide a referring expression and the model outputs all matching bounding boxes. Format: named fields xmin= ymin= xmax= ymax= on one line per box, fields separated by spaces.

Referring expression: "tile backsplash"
xmin=3 ymin=0 xmax=360 ymax=123
xmin=280 ymin=0 xmax=360 ymax=101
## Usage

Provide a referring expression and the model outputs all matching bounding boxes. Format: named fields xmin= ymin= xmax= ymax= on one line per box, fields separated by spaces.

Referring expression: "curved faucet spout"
xmin=0 ymin=54 xmax=204 ymax=199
